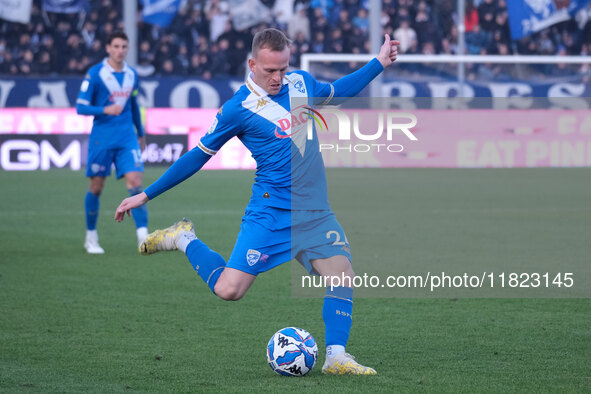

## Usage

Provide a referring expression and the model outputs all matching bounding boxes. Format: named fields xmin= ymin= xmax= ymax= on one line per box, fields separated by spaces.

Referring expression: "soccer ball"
xmin=267 ymin=327 xmax=318 ymax=376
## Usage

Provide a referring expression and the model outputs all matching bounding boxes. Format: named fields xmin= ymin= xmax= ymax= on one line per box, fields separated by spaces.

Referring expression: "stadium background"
xmin=1 ymin=0 xmax=590 ymax=392
xmin=2 ymin=0 xmax=591 ymax=170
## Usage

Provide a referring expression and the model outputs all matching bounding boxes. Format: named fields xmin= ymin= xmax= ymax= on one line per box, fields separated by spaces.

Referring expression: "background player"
xmin=77 ymin=31 xmax=148 ymax=254
xmin=115 ymin=29 xmax=398 ymax=374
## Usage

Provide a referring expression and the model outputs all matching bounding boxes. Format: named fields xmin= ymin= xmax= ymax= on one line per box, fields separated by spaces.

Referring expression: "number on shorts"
xmin=326 ymin=230 xmax=348 ymax=246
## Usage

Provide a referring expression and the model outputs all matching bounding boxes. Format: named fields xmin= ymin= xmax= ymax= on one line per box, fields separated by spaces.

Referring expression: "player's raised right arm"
xmin=332 ymin=35 xmax=399 ymax=98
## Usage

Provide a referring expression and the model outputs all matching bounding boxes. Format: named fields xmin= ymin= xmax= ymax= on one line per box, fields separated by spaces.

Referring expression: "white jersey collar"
xmin=246 ymin=72 xmax=290 ymax=97
xmin=102 ymin=57 xmax=130 ymax=73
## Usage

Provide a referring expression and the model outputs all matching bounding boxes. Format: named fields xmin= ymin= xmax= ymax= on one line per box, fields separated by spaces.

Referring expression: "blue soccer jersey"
xmin=76 ymin=58 xmax=144 ymax=149
xmin=144 ymin=58 xmax=384 ymax=210
xmin=198 ymin=70 xmax=333 ymax=210
xmin=143 ymin=58 xmax=384 ymax=274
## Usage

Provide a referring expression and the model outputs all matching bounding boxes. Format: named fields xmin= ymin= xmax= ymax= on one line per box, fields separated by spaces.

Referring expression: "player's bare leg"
xmin=123 ymin=171 xmax=143 ymax=190
xmin=124 ymin=171 xmax=148 ymax=245
xmin=85 ymin=176 xmax=106 ymax=254
xmin=213 ymin=268 xmax=256 ymax=301
xmin=312 ymin=255 xmax=377 ymax=375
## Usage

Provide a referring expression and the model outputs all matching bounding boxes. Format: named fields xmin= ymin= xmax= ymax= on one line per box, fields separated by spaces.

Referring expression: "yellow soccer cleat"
xmin=322 ymin=353 xmax=377 ymax=375
xmin=139 ymin=218 xmax=194 ymax=255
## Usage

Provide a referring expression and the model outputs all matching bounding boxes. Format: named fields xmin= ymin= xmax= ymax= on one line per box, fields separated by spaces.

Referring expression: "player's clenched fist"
xmin=115 ymin=192 xmax=149 ymax=222
xmin=377 ymin=35 xmax=400 ymax=68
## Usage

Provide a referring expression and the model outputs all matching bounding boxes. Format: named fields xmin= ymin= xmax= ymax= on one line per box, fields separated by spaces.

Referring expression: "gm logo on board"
xmin=0 ymin=139 xmax=81 ymax=171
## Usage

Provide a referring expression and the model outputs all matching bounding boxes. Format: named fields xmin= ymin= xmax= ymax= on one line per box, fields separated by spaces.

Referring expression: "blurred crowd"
xmin=1 ymin=0 xmax=590 ymax=80
xmin=0 ymin=0 xmax=123 ymax=75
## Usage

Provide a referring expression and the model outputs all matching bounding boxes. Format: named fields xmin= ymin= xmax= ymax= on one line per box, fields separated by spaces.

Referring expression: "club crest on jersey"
xmin=294 ymin=80 xmax=306 ymax=94
xmin=246 ymin=249 xmax=261 ymax=266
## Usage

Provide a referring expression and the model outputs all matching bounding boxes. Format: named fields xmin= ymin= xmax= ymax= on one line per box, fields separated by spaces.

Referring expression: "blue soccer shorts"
xmin=86 ymin=143 xmax=143 ymax=179
xmin=226 ymin=206 xmax=352 ymax=276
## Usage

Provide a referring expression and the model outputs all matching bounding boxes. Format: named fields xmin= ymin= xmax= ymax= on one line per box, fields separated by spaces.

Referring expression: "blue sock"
xmin=85 ymin=190 xmax=100 ymax=230
xmin=128 ymin=186 xmax=148 ymax=228
xmin=323 ymin=286 xmax=354 ymax=347
xmin=186 ymin=239 xmax=226 ymax=293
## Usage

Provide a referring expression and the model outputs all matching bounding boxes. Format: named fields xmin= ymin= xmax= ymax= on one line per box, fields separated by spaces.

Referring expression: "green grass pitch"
xmin=0 ymin=167 xmax=589 ymax=393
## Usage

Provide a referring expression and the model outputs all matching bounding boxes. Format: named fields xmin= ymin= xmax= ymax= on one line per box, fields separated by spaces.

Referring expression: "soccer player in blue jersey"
xmin=115 ymin=29 xmax=398 ymax=375
xmin=77 ymin=31 xmax=148 ymax=254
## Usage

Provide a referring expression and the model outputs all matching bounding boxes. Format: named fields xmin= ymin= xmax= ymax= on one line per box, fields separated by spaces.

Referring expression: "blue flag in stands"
xmin=507 ymin=0 xmax=591 ymax=40
xmin=141 ymin=0 xmax=181 ymax=28
xmin=42 ymin=0 xmax=88 ymax=13
xmin=0 ymin=0 xmax=32 ymax=23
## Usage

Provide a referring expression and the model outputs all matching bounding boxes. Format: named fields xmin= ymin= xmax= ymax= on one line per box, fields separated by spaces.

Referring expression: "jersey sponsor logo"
xmin=274 ymin=105 xmax=327 ymax=139
xmin=108 ymin=89 xmax=132 ymax=102
xmin=256 ymin=98 xmax=269 ymax=109
xmin=246 ymin=249 xmax=261 ymax=266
